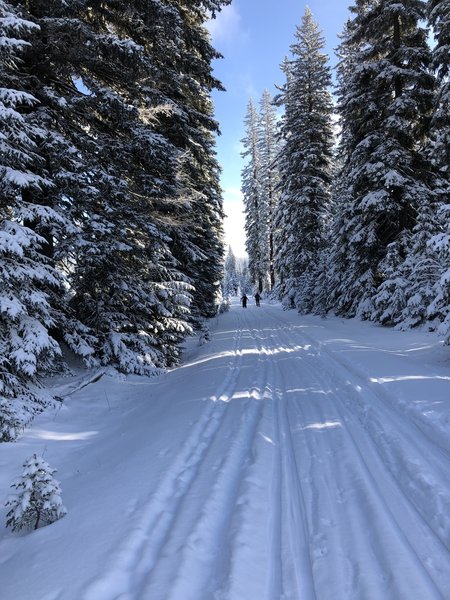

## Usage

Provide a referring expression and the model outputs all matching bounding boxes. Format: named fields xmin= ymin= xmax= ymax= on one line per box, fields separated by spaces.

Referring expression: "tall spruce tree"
xmin=12 ymin=0 xmax=195 ymax=373
xmin=330 ymin=0 xmax=436 ymax=321
xmin=428 ymin=0 xmax=450 ymax=178
xmin=241 ymin=98 xmax=265 ymax=292
xmin=258 ymin=90 xmax=281 ymax=291
xmin=0 ymin=1 xmax=65 ymax=440
xmin=1 ymin=0 xmax=230 ymax=438
xmin=13 ymin=0 xmax=229 ymax=371
xmin=242 ymin=91 xmax=280 ymax=293
xmin=222 ymin=246 xmax=239 ymax=297
xmin=161 ymin=0 xmax=228 ymax=320
xmin=427 ymin=0 xmax=450 ymax=342
xmin=273 ymin=7 xmax=334 ymax=310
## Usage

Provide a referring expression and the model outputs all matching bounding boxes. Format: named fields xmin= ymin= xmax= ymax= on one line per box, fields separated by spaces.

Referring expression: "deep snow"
xmin=0 ymin=300 xmax=449 ymax=599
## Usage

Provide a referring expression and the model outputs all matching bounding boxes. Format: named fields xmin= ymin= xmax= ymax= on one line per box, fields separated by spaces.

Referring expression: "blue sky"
xmin=206 ymin=1 xmax=351 ymax=257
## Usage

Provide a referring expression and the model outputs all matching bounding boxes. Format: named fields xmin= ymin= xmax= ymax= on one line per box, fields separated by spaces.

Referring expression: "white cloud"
xmin=222 ymin=187 xmax=247 ymax=258
xmin=206 ymin=5 xmax=242 ymax=45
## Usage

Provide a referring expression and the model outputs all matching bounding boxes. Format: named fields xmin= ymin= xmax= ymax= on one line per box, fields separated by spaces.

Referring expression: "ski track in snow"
xmin=83 ymin=316 xmax=249 ymax=600
xmin=269 ymin=311 xmax=450 ymax=553
xmin=4 ymin=302 xmax=448 ymax=600
xmin=82 ymin=303 xmax=450 ymax=600
xmin=264 ymin=311 xmax=448 ymax=598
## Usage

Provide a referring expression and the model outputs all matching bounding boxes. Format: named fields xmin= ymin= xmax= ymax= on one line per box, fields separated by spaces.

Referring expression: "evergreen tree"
xmin=1 ymin=0 xmax=229 ymax=437
xmin=326 ymin=19 xmax=361 ymax=315
xmin=153 ymin=0 xmax=228 ymax=320
xmin=236 ymin=258 xmax=252 ymax=295
xmin=427 ymin=0 xmax=450 ymax=342
xmin=427 ymin=0 xmax=450 ymax=179
xmin=11 ymin=0 xmax=192 ymax=374
xmin=0 ymin=1 xmax=63 ymax=440
xmin=428 ymin=204 xmax=450 ymax=343
xmin=241 ymin=98 xmax=265 ymax=292
xmin=222 ymin=246 xmax=239 ymax=297
xmin=12 ymin=0 xmax=229 ymax=371
xmin=330 ymin=0 xmax=436 ymax=320
xmin=241 ymin=90 xmax=281 ymax=294
xmin=274 ymin=8 xmax=334 ymax=311
xmin=258 ymin=90 xmax=281 ymax=291
xmin=5 ymin=454 xmax=67 ymax=531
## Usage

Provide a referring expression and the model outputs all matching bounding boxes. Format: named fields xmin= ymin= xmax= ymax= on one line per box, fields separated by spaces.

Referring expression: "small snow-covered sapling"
xmin=5 ymin=454 xmax=67 ymax=532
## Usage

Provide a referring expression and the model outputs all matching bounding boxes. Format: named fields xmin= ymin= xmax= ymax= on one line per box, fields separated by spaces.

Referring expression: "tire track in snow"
xmin=290 ymin=360 xmax=444 ymax=599
xmin=276 ymin=386 xmax=318 ymax=599
xmin=261 ymin=309 xmax=357 ymax=599
xmin=264 ymin=315 xmax=318 ymax=600
xmin=298 ymin=323 xmax=450 ymax=456
xmin=301 ymin=322 xmax=450 ymax=455
xmin=302 ymin=332 xmax=450 ymax=555
xmin=264 ymin=347 xmax=283 ymax=600
xmin=82 ymin=315 xmax=248 ymax=600
xmin=161 ymin=399 xmax=264 ymax=600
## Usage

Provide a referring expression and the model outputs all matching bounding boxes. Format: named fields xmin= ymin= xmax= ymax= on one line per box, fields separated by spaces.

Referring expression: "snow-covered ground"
xmin=1 ymin=299 xmax=449 ymax=600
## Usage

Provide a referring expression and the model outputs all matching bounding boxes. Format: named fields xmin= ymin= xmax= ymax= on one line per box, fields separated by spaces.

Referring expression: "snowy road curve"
xmin=1 ymin=301 xmax=449 ymax=599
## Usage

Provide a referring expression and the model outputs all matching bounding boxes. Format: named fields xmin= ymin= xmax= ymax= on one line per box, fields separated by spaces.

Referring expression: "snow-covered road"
xmin=1 ymin=301 xmax=449 ymax=599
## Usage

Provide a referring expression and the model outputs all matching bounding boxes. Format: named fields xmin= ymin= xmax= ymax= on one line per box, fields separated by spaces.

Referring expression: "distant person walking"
xmin=241 ymin=294 xmax=248 ymax=308
xmin=254 ymin=292 xmax=261 ymax=307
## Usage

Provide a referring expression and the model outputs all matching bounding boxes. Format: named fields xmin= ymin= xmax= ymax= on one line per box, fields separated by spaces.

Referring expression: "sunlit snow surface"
xmin=0 ymin=300 xmax=449 ymax=599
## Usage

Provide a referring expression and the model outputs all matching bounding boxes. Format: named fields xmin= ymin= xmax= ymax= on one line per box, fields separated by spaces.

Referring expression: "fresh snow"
xmin=0 ymin=299 xmax=449 ymax=599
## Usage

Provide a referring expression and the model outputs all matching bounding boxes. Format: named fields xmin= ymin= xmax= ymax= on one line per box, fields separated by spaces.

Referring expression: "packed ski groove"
xmin=134 ymin=310 xmax=272 ymax=599
xmin=267 ymin=310 xmax=450 ymax=528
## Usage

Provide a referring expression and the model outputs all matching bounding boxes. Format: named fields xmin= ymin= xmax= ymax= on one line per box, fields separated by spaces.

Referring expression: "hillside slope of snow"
xmin=0 ymin=300 xmax=449 ymax=599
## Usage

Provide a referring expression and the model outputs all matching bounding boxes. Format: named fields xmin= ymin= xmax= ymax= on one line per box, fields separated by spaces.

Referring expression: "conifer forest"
xmin=241 ymin=2 xmax=450 ymax=337
xmin=1 ymin=0 xmax=231 ymax=440
xmin=1 ymin=0 xmax=450 ymax=442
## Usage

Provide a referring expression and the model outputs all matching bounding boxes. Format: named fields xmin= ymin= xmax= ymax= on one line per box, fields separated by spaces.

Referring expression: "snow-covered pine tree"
xmin=15 ymin=0 xmax=201 ymax=373
xmin=273 ymin=7 xmax=334 ymax=311
xmin=241 ymin=90 xmax=279 ymax=294
xmin=10 ymin=3 xmax=137 ymax=372
xmin=2 ymin=0 xmax=229 ymax=380
xmin=258 ymin=90 xmax=281 ymax=291
xmin=331 ymin=0 xmax=436 ymax=321
xmin=241 ymin=98 xmax=265 ymax=292
xmin=222 ymin=246 xmax=239 ymax=297
xmin=5 ymin=454 xmax=67 ymax=531
xmin=428 ymin=0 xmax=450 ymax=179
xmin=0 ymin=0 xmax=229 ymax=436
xmin=65 ymin=0 xmax=196 ymax=371
xmin=155 ymin=0 xmax=228 ymax=320
xmin=236 ymin=258 xmax=252 ymax=295
xmin=272 ymin=57 xmax=294 ymax=301
xmin=0 ymin=1 xmax=64 ymax=440
xmin=427 ymin=0 xmax=450 ymax=342
xmin=326 ymin=20 xmax=357 ymax=315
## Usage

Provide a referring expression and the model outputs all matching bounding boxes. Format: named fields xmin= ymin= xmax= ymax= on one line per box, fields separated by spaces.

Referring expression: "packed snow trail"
xmin=0 ymin=301 xmax=449 ymax=600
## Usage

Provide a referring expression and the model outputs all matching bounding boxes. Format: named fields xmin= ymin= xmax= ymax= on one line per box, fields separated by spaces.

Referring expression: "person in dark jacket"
xmin=254 ymin=292 xmax=261 ymax=307
xmin=241 ymin=294 xmax=248 ymax=308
